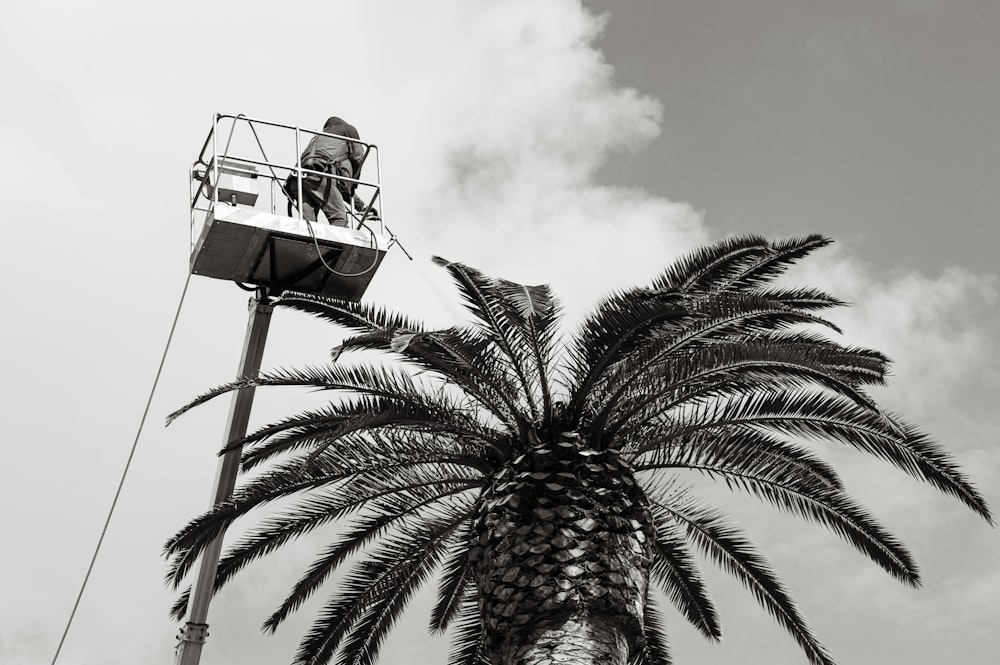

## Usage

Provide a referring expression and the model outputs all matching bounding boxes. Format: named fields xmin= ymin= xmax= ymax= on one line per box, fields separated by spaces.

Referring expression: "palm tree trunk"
xmin=472 ymin=438 xmax=651 ymax=665
xmin=493 ymin=612 xmax=630 ymax=665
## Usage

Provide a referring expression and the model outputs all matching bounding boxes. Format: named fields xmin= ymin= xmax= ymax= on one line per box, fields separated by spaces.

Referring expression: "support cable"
xmin=50 ymin=270 xmax=194 ymax=665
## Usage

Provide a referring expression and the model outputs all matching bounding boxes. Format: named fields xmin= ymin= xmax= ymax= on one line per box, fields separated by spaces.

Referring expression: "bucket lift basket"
xmin=188 ymin=114 xmax=389 ymax=301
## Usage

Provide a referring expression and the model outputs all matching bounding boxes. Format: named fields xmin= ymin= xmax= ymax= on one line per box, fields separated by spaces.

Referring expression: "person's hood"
xmin=323 ymin=116 xmax=359 ymax=139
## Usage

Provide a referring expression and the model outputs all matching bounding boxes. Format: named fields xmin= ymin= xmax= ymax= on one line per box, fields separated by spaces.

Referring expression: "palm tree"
xmin=164 ymin=234 xmax=992 ymax=665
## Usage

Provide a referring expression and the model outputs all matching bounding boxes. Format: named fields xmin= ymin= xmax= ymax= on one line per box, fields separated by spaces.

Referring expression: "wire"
xmin=246 ymin=120 xmax=294 ymax=210
xmin=50 ymin=270 xmax=193 ymax=665
xmin=302 ymin=215 xmax=383 ymax=278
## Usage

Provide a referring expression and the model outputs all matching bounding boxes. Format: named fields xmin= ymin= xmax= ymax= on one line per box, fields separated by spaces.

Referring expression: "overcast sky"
xmin=1 ymin=2 xmax=997 ymax=665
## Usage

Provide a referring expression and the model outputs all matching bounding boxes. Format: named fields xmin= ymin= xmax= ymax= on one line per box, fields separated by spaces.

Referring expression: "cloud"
xmin=791 ymin=244 xmax=999 ymax=424
xmin=340 ymin=1 xmax=705 ymax=321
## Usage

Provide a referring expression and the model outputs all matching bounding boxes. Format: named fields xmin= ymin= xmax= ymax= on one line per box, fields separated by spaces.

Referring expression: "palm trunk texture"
xmin=470 ymin=436 xmax=652 ymax=665
xmin=504 ymin=613 xmax=630 ymax=665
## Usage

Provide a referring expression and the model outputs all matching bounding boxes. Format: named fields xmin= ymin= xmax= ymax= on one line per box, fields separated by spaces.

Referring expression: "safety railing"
xmin=189 ymin=113 xmax=386 ymax=253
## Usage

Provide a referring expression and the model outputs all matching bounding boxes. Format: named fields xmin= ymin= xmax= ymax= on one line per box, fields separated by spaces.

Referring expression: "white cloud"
xmin=792 ymin=244 xmax=999 ymax=432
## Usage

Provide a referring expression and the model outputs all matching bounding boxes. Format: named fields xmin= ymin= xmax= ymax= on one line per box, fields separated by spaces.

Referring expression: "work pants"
xmin=302 ymin=177 xmax=347 ymax=227
xmin=300 ymin=159 xmax=351 ymax=227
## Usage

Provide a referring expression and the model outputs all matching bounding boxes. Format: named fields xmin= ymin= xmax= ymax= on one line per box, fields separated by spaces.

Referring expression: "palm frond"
xmin=335 ymin=558 xmax=438 ymax=665
xmin=167 ymin=478 xmax=467 ymax=619
xmin=259 ymin=484 xmax=476 ymax=634
xmin=446 ymin=597 xmax=486 ymax=665
xmin=431 ymin=257 xmax=541 ymax=419
xmin=895 ymin=421 xmax=993 ymax=523
xmin=169 ymin=586 xmax=191 ymax=621
xmin=430 ymin=522 xmax=475 ymax=634
xmin=722 ymin=235 xmax=833 ymax=291
xmin=329 ymin=330 xmax=397 ymax=361
xmin=633 ymin=430 xmax=843 ymax=491
xmin=228 ymin=417 xmax=493 ymax=477
xmin=321 ymin=514 xmax=473 ymax=665
xmin=735 ymin=332 xmax=891 ymax=386
xmin=495 ymin=277 xmax=562 ymax=422
xmin=638 ymin=389 xmax=988 ymax=518
xmin=292 ymin=507 xmax=468 ymax=665
xmin=252 ymin=485 xmax=471 ymax=633
xmin=652 ymin=497 xmax=836 ymax=665
xmin=641 ymin=432 xmax=919 ymax=584
xmin=566 ymin=290 xmax=687 ymax=420
xmin=682 ymin=291 xmax=842 ymax=339
xmin=166 ymin=483 xmax=348 ymax=593
xmin=630 ymin=593 xmax=672 ymax=665
xmin=229 ymin=396 xmax=504 ymax=470
xmin=650 ymin=234 xmax=772 ymax=294
xmin=633 ymin=389 xmax=883 ymax=456
xmin=401 ymin=327 xmax=530 ymax=430
xmin=280 ymin=289 xmax=531 ymax=431
xmin=167 ymin=363 xmax=438 ymax=425
xmin=166 ymin=462 xmax=481 ymax=590
xmin=579 ymin=291 xmax=845 ymax=441
xmin=274 ymin=291 xmax=425 ymax=334
xmin=748 ymin=286 xmax=846 ymax=311
xmin=599 ymin=340 xmax=886 ymax=441
xmin=647 ymin=513 xmax=721 ymax=640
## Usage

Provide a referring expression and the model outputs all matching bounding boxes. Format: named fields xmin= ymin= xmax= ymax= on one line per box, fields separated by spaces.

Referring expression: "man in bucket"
xmin=289 ymin=116 xmax=366 ymax=227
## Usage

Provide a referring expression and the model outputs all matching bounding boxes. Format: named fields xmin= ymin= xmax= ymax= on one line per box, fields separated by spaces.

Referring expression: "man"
xmin=295 ymin=116 xmax=366 ymax=227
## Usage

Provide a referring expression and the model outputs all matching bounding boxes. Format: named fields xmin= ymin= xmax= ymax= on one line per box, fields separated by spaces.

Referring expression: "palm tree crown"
xmin=165 ymin=234 xmax=992 ymax=665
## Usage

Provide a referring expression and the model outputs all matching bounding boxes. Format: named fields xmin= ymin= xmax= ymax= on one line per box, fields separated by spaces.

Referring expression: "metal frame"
xmin=247 ymin=234 xmax=344 ymax=294
xmin=189 ymin=113 xmax=387 ymax=253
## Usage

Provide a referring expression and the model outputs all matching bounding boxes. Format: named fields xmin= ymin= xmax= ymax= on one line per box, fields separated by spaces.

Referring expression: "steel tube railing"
xmin=294 ymin=125 xmax=303 ymax=220
xmin=193 ymin=154 xmax=380 ymax=191
xmin=189 ymin=113 xmax=385 ymax=237
xmin=214 ymin=112 xmax=375 ymax=149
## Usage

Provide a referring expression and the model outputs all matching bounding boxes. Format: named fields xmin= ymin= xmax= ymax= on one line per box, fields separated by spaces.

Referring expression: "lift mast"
xmin=175 ymin=294 xmax=272 ymax=664
xmin=174 ymin=113 xmax=390 ymax=664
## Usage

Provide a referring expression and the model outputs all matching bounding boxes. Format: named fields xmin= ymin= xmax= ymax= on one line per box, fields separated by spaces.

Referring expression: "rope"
xmin=50 ymin=270 xmax=193 ymax=665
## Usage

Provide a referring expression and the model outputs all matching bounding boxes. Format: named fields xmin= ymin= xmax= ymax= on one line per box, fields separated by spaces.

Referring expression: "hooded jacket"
xmin=300 ymin=116 xmax=366 ymax=176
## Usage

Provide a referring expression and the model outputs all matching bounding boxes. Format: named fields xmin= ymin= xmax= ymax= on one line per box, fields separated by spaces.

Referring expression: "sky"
xmin=0 ymin=1 xmax=997 ymax=665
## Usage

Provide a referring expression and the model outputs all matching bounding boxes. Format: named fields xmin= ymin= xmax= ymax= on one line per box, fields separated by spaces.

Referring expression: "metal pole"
xmin=295 ymin=125 xmax=303 ymax=221
xmin=174 ymin=291 xmax=274 ymax=665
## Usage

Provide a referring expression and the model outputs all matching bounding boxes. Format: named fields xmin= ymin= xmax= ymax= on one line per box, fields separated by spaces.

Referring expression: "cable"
xmin=50 ymin=270 xmax=193 ymax=665
xmin=302 ymin=215 xmax=383 ymax=278
xmin=246 ymin=120 xmax=295 ymax=211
